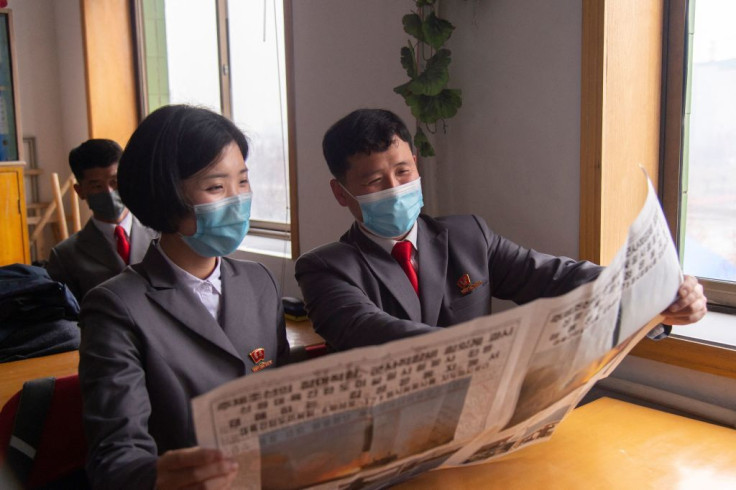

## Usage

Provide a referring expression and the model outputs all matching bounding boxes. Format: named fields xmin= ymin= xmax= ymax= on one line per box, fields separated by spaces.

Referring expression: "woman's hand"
xmin=156 ymin=447 xmax=238 ymax=490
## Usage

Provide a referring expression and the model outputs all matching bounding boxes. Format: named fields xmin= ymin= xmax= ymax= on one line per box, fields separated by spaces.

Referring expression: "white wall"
xmin=53 ymin=0 xmax=90 ymax=159
xmin=433 ymin=0 xmax=582 ymax=259
xmin=12 ymin=0 xmax=89 ymax=259
xmin=289 ymin=0 xmax=414 ymax=255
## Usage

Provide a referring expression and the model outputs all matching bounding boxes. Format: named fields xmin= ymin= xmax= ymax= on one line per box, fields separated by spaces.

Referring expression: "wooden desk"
xmin=285 ymin=318 xmax=323 ymax=348
xmin=396 ymin=397 xmax=736 ymax=489
xmin=0 ymin=321 xmax=322 ymax=406
xmin=0 ymin=350 xmax=79 ymax=405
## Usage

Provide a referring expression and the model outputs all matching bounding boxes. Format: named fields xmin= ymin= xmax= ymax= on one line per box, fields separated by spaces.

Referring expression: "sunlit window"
xmin=681 ymin=0 xmax=736 ymax=284
xmin=136 ymin=0 xmax=294 ymax=253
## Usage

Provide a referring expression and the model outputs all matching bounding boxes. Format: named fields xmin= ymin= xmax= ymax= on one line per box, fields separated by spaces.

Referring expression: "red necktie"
xmin=114 ymin=225 xmax=130 ymax=264
xmin=392 ymin=240 xmax=419 ymax=295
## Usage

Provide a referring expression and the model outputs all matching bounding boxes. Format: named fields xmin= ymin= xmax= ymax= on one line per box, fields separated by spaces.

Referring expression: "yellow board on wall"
xmin=0 ymin=165 xmax=30 ymax=266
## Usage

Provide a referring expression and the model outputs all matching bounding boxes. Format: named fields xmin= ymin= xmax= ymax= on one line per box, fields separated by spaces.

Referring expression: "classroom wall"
xmin=433 ymin=0 xmax=582 ymax=260
xmin=14 ymin=0 xmax=89 ymax=168
xmin=12 ymin=0 xmax=90 ymax=260
xmin=237 ymin=0 xmax=585 ymax=298
xmin=13 ymin=0 xmax=581 ymax=285
xmin=288 ymin=0 xmax=414 ymax=255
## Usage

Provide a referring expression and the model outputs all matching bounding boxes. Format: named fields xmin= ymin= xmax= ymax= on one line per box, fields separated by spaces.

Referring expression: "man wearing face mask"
xmin=46 ymin=139 xmax=158 ymax=301
xmin=295 ymin=109 xmax=707 ymax=352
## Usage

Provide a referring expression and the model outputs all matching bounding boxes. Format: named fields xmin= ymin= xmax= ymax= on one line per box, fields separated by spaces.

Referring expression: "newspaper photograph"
xmin=192 ymin=174 xmax=683 ymax=489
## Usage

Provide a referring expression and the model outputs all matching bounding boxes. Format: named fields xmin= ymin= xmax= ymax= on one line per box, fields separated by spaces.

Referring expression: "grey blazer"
xmin=295 ymin=214 xmax=601 ymax=351
xmin=79 ymin=244 xmax=289 ymax=489
xmin=46 ymin=216 xmax=158 ymax=301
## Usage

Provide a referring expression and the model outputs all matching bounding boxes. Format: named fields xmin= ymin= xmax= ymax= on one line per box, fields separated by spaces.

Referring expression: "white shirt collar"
xmin=155 ymin=242 xmax=223 ymax=320
xmin=359 ymin=219 xmax=419 ymax=256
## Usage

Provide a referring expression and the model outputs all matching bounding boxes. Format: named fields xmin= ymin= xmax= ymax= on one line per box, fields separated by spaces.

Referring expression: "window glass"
xmin=228 ymin=0 xmax=290 ymax=225
xmin=682 ymin=0 xmax=736 ymax=282
xmin=162 ymin=0 xmax=221 ymax=112
xmin=138 ymin=0 xmax=293 ymax=234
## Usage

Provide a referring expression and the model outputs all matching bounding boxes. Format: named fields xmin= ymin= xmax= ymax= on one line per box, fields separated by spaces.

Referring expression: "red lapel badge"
xmin=249 ymin=347 xmax=273 ymax=372
xmin=457 ymin=273 xmax=482 ymax=295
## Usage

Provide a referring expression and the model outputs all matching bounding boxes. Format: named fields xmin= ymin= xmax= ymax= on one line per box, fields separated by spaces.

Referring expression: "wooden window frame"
xmin=580 ymin=0 xmax=736 ymax=380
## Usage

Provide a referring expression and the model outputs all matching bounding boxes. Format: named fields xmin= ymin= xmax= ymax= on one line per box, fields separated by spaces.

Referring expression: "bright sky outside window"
xmin=681 ymin=0 xmax=736 ymax=283
xmin=139 ymin=0 xmax=291 ymax=231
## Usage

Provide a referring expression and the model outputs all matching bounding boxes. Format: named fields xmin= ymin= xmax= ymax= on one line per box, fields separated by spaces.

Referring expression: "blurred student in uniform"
xmin=46 ymin=139 xmax=157 ymax=301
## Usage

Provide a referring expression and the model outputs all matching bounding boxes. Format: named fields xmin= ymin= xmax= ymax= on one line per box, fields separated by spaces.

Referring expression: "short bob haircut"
xmin=118 ymin=105 xmax=249 ymax=233
xmin=322 ymin=108 xmax=414 ymax=180
xmin=69 ymin=139 xmax=122 ymax=183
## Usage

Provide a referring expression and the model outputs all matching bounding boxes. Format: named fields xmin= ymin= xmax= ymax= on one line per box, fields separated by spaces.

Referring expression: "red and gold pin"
xmin=457 ymin=273 xmax=482 ymax=295
xmin=249 ymin=347 xmax=273 ymax=372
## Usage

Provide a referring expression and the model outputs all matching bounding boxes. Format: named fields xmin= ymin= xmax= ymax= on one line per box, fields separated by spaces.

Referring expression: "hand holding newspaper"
xmin=192 ymin=174 xmax=683 ymax=490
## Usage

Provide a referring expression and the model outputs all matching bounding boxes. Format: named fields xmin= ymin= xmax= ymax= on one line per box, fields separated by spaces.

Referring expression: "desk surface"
xmin=0 ymin=350 xmax=79 ymax=405
xmin=396 ymin=396 xmax=736 ymax=489
xmin=285 ymin=318 xmax=323 ymax=349
xmin=0 ymin=320 xmax=322 ymax=406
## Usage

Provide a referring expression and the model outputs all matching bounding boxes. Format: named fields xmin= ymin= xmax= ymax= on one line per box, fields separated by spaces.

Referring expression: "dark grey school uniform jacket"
xmin=79 ymin=243 xmax=289 ymax=489
xmin=295 ymin=214 xmax=601 ymax=351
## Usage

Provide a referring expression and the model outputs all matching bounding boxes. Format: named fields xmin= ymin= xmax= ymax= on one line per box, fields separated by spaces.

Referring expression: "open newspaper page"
xmin=192 ymin=175 xmax=683 ymax=489
xmin=443 ymin=174 xmax=683 ymax=468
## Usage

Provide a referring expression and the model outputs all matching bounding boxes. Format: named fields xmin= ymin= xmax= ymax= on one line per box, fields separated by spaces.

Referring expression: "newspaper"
xmin=192 ymin=175 xmax=683 ymax=490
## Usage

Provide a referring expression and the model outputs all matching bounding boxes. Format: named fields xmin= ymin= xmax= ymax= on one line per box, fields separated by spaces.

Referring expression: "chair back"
xmin=0 ymin=374 xmax=87 ymax=488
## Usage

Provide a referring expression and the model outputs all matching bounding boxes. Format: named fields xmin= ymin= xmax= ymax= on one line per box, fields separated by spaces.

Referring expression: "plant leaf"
xmin=400 ymin=45 xmax=417 ymax=79
xmin=402 ymin=13 xmax=424 ymax=42
xmin=393 ymin=81 xmax=412 ymax=98
xmin=414 ymin=126 xmax=435 ymax=157
xmin=407 ymin=88 xmax=462 ymax=124
xmin=408 ymin=49 xmax=451 ymax=96
xmin=422 ymin=11 xmax=454 ymax=50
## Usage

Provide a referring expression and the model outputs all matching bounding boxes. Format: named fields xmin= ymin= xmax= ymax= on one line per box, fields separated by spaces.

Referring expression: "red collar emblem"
xmin=249 ymin=347 xmax=273 ymax=372
xmin=457 ymin=273 xmax=482 ymax=295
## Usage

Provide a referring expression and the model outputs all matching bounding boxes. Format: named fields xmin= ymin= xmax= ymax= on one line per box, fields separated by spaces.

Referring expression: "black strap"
xmin=3 ymin=377 xmax=56 ymax=485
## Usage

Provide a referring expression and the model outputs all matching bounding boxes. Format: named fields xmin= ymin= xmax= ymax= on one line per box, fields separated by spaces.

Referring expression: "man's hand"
xmin=661 ymin=275 xmax=707 ymax=326
xmin=156 ymin=447 xmax=238 ymax=490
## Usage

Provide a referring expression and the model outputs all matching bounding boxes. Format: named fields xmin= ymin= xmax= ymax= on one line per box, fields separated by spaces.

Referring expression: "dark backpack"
xmin=0 ymin=264 xmax=80 ymax=363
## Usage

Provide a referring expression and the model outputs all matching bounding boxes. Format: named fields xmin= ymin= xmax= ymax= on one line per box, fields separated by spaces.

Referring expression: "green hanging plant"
xmin=394 ymin=0 xmax=462 ymax=157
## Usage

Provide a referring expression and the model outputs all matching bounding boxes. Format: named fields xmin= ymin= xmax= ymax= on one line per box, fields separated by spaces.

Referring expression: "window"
xmin=661 ymin=0 xmax=735 ymax=346
xmin=135 ymin=0 xmax=298 ymax=257
xmin=679 ymin=0 xmax=736 ymax=297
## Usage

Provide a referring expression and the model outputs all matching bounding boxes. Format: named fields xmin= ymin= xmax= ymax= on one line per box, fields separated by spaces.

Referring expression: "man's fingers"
xmin=159 ymin=447 xmax=224 ymax=470
xmin=663 ymin=297 xmax=707 ymax=325
xmin=667 ymin=276 xmax=704 ymax=313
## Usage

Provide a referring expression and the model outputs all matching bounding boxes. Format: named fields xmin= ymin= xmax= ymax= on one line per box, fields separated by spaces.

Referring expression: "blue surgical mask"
xmin=180 ymin=192 xmax=252 ymax=257
xmin=343 ymin=178 xmax=424 ymax=238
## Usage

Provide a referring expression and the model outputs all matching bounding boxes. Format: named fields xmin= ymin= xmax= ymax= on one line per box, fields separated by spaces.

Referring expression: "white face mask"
xmin=342 ymin=178 xmax=424 ymax=238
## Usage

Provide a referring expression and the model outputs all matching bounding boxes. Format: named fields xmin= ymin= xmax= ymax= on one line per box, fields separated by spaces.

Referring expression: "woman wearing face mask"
xmin=78 ymin=105 xmax=290 ymax=490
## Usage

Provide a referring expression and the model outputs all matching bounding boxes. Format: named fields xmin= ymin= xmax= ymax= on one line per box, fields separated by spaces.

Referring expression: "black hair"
xmin=322 ymin=109 xmax=414 ymax=180
xmin=68 ymin=139 xmax=123 ymax=182
xmin=117 ymin=105 xmax=249 ymax=233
